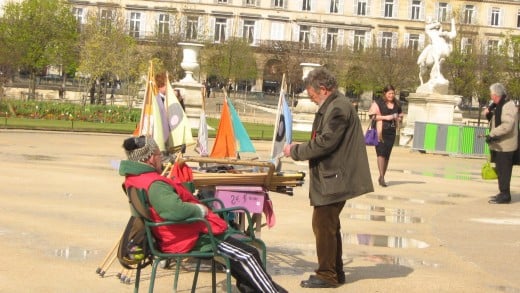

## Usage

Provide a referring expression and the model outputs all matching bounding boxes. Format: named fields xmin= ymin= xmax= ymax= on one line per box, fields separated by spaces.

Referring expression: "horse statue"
xmin=417 ymin=18 xmax=456 ymax=85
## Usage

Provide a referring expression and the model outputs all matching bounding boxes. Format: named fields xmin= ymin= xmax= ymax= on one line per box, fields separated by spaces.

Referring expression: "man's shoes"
xmin=300 ymin=275 xmax=339 ymax=288
xmin=488 ymin=194 xmax=511 ymax=204
xmin=338 ymin=273 xmax=346 ymax=284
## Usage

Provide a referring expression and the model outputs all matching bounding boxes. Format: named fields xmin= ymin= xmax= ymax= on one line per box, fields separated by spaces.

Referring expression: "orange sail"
xmin=210 ymin=96 xmax=236 ymax=158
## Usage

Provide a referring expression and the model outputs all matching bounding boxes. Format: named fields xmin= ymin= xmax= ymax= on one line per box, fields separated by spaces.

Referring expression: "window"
xmin=354 ymin=30 xmax=365 ymax=52
xmin=186 ymin=16 xmax=198 ymax=40
xmin=101 ymin=9 xmax=113 ymax=22
xmin=408 ymin=33 xmax=419 ymax=50
xmin=330 ymin=0 xmax=339 ymax=13
xmin=158 ymin=14 xmax=170 ymax=36
xmin=302 ymin=0 xmax=311 ymax=11
xmin=490 ymin=7 xmax=500 ymax=26
xmin=411 ymin=0 xmax=421 ymax=20
xmin=487 ymin=39 xmax=500 ymax=54
xmin=463 ymin=5 xmax=475 ymax=24
xmin=382 ymin=32 xmax=393 ymax=56
xmin=326 ymin=28 xmax=338 ymax=51
xmin=273 ymin=0 xmax=284 ymax=8
xmin=299 ymin=25 xmax=310 ymax=49
xmin=129 ymin=12 xmax=141 ymax=38
xmin=245 ymin=0 xmax=256 ymax=5
xmin=214 ymin=18 xmax=227 ymax=43
xmin=462 ymin=37 xmax=473 ymax=54
xmin=72 ymin=7 xmax=83 ymax=24
xmin=517 ymin=10 xmax=520 ymax=28
xmin=384 ymin=0 xmax=394 ymax=18
xmin=438 ymin=2 xmax=448 ymax=22
xmin=356 ymin=0 xmax=367 ymax=16
xmin=217 ymin=0 xmax=228 ymax=3
xmin=243 ymin=20 xmax=255 ymax=44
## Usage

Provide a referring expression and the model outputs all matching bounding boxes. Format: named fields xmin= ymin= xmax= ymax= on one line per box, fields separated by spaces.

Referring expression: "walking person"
xmin=283 ymin=68 xmax=373 ymax=288
xmin=119 ymin=135 xmax=287 ymax=292
xmin=368 ymin=85 xmax=403 ymax=187
xmin=484 ymin=83 xmax=518 ymax=204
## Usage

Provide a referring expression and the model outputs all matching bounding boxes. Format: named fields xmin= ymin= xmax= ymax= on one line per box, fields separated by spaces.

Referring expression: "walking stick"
xmin=96 ymin=238 xmax=120 ymax=276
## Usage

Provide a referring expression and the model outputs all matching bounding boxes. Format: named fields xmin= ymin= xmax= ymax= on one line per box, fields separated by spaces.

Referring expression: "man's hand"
xmin=485 ymin=135 xmax=498 ymax=144
xmin=283 ymin=143 xmax=294 ymax=157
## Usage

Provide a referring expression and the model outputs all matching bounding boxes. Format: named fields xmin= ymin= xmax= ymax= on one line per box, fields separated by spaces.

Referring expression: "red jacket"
xmin=124 ymin=172 xmax=227 ymax=253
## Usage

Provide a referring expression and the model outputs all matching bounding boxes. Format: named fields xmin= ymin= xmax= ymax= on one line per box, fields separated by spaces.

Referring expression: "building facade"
xmin=4 ymin=0 xmax=520 ymax=89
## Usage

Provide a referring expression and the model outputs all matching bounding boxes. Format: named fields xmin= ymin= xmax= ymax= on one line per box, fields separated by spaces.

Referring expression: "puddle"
xmin=490 ymin=285 xmax=520 ymax=293
xmin=346 ymin=202 xmax=414 ymax=213
xmin=393 ymin=168 xmax=475 ymax=180
xmin=22 ymin=154 xmax=55 ymax=161
xmin=365 ymin=194 xmax=455 ymax=205
xmin=345 ymin=213 xmax=423 ymax=223
xmin=447 ymin=193 xmax=470 ymax=198
xmin=470 ymin=218 xmax=520 ymax=225
xmin=54 ymin=246 xmax=99 ymax=260
xmin=343 ymin=233 xmax=429 ymax=248
xmin=358 ymin=254 xmax=440 ymax=268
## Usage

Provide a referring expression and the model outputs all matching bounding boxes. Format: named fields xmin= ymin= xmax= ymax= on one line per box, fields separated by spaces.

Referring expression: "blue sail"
xmin=226 ymin=98 xmax=256 ymax=153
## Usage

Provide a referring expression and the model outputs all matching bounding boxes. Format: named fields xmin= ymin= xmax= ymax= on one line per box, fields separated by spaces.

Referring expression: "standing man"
xmin=283 ymin=68 xmax=373 ymax=288
xmin=484 ymin=83 xmax=518 ymax=204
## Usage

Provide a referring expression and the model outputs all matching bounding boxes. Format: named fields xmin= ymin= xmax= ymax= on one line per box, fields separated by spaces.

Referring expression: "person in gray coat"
xmin=484 ymin=82 xmax=518 ymax=204
xmin=283 ymin=68 xmax=374 ymax=288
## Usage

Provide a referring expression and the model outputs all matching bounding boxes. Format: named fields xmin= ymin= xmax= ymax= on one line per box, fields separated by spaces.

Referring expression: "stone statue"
xmin=417 ymin=18 xmax=456 ymax=93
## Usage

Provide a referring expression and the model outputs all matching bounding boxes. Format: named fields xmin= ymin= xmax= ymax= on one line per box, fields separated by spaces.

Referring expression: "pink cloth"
xmin=262 ymin=193 xmax=276 ymax=228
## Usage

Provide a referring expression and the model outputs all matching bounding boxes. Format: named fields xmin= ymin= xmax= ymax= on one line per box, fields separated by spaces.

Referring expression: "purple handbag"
xmin=364 ymin=119 xmax=379 ymax=146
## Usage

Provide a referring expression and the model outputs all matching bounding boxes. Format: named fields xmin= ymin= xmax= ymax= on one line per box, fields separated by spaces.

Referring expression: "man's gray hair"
xmin=303 ymin=68 xmax=337 ymax=92
xmin=489 ymin=83 xmax=507 ymax=98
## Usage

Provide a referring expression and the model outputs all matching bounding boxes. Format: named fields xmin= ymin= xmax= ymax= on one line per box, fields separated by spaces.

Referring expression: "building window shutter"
xmin=419 ymin=33 xmax=425 ymax=49
xmin=254 ymin=20 xmax=261 ymax=44
xmin=338 ymin=29 xmax=345 ymax=48
xmin=292 ymin=23 xmax=299 ymax=42
xmin=238 ymin=19 xmax=244 ymax=39
xmin=392 ymin=32 xmax=398 ymax=48
xmin=345 ymin=30 xmax=353 ymax=49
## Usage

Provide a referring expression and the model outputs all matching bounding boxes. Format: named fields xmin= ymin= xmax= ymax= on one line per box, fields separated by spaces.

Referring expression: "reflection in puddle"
xmin=54 ymin=246 xmax=98 ymax=260
xmin=359 ymin=254 xmax=440 ymax=268
xmin=346 ymin=202 xmax=414 ymax=213
xmin=470 ymin=218 xmax=520 ymax=225
xmin=345 ymin=213 xmax=423 ymax=223
xmin=343 ymin=233 xmax=429 ymax=248
xmin=392 ymin=168 xmax=475 ymax=180
xmin=365 ymin=194 xmax=455 ymax=205
xmin=22 ymin=154 xmax=55 ymax=161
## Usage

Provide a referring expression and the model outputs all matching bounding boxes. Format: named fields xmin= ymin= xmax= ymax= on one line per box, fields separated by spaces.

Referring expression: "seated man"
xmin=119 ymin=135 xmax=286 ymax=293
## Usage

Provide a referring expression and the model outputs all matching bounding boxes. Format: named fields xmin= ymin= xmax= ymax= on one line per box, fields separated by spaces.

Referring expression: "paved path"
xmin=0 ymin=129 xmax=519 ymax=293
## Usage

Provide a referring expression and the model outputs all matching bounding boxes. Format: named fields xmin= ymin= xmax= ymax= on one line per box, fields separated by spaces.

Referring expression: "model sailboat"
xmin=210 ymin=90 xmax=256 ymax=158
xmin=133 ymin=62 xmax=194 ymax=153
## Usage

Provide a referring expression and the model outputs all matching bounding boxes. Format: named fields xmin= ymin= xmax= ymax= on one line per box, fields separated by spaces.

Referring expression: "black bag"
xmin=117 ymin=215 xmax=153 ymax=269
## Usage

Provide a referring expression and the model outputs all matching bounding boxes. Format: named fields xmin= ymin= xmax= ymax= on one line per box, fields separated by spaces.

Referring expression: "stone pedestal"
xmin=292 ymin=63 xmax=320 ymax=132
xmin=174 ymin=42 xmax=204 ymax=128
xmin=400 ymin=92 xmax=462 ymax=146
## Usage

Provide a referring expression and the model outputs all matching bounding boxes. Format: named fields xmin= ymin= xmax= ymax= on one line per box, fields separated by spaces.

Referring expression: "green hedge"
xmin=0 ymin=99 xmax=140 ymax=123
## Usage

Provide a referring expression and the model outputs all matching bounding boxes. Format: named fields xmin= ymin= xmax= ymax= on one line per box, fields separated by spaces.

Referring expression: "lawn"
xmin=0 ymin=117 xmax=311 ymax=141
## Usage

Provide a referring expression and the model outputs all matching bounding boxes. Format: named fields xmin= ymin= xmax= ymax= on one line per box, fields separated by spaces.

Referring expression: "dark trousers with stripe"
xmin=218 ymin=236 xmax=278 ymax=293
